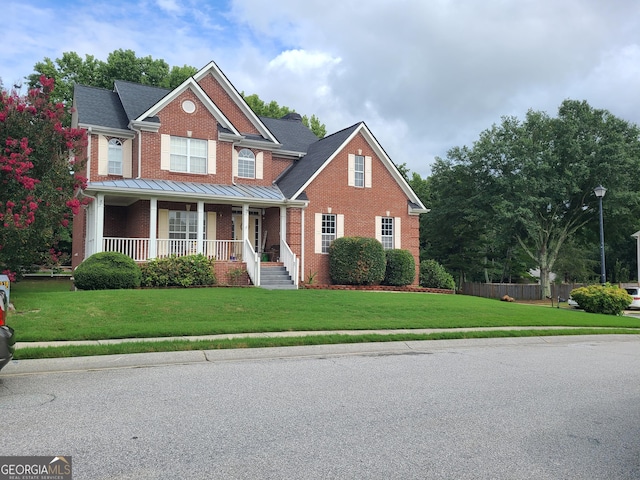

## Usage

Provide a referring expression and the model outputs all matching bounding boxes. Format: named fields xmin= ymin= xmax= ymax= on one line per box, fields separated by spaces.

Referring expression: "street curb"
xmin=3 ymin=334 xmax=639 ymax=376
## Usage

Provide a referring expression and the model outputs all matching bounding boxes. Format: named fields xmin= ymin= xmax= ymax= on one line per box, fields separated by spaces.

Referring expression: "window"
xmin=381 ymin=217 xmax=394 ymax=250
xmin=170 ymin=137 xmax=207 ymax=174
xmin=322 ymin=214 xmax=336 ymax=254
xmin=354 ymin=155 xmax=365 ymax=187
xmin=238 ymin=149 xmax=255 ymax=178
xmin=169 ymin=211 xmax=198 ymax=240
xmin=348 ymin=153 xmax=371 ymax=188
xmin=108 ymin=139 xmax=123 ymax=175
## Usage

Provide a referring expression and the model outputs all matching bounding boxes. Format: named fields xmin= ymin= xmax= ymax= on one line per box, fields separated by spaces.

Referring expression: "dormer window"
xmin=108 ymin=138 xmax=123 ymax=175
xmin=238 ymin=149 xmax=255 ymax=178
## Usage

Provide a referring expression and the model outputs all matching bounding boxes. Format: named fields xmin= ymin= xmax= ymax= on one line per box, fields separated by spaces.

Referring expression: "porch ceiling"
xmin=85 ymin=178 xmax=303 ymax=207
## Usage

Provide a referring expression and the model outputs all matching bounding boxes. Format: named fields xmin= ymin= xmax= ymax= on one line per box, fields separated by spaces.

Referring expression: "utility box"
xmin=0 ymin=275 xmax=9 ymax=305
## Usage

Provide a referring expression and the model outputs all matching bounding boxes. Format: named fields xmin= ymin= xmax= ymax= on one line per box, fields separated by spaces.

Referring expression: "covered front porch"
xmin=79 ymin=179 xmax=306 ymax=287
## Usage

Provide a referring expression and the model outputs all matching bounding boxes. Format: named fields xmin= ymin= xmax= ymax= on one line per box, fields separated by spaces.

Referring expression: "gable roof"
xmin=276 ymin=122 xmax=428 ymax=212
xmin=276 ymin=124 xmax=359 ymax=199
xmin=194 ymin=61 xmax=279 ymax=143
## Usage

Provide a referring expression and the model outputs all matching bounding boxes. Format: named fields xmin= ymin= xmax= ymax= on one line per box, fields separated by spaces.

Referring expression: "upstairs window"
xmin=354 ymin=155 xmax=365 ymax=187
xmin=348 ymin=153 xmax=371 ymax=188
xmin=170 ymin=137 xmax=207 ymax=174
xmin=108 ymin=138 xmax=123 ymax=175
xmin=238 ymin=149 xmax=255 ymax=178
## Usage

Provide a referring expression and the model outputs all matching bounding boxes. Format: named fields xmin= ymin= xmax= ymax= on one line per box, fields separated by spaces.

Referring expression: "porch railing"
xmin=102 ymin=238 xmax=243 ymax=262
xmin=243 ymin=239 xmax=260 ymax=286
xmin=103 ymin=238 xmax=150 ymax=262
xmin=280 ymin=239 xmax=299 ymax=287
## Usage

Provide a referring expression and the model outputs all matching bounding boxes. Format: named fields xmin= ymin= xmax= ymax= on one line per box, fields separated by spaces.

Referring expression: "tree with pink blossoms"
xmin=0 ymin=76 xmax=87 ymax=279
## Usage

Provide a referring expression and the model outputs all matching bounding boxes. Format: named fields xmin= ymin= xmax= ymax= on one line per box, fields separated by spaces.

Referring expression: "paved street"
xmin=1 ymin=336 xmax=639 ymax=479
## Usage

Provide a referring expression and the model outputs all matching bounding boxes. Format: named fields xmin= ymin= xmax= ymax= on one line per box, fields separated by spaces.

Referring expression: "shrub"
xmin=383 ymin=249 xmax=415 ymax=286
xmin=140 ymin=254 xmax=216 ymax=288
xmin=419 ymin=259 xmax=456 ymax=290
xmin=329 ymin=237 xmax=386 ymax=285
xmin=73 ymin=252 xmax=141 ymax=290
xmin=569 ymin=284 xmax=632 ymax=315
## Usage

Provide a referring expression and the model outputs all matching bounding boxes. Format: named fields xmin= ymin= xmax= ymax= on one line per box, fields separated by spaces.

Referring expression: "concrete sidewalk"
xmin=4 ymin=329 xmax=640 ymax=377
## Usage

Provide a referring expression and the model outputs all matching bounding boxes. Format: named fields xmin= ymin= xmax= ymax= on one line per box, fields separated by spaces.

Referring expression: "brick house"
xmin=71 ymin=61 xmax=428 ymax=287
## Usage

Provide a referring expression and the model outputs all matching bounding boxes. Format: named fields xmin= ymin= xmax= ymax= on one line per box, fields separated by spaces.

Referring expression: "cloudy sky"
xmin=2 ymin=0 xmax=639 ymax=176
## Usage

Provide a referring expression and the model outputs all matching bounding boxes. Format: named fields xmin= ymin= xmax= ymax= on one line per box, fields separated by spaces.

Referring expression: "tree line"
xmin=404 ymin=100 xmax=640 ymax=297
xmin=2 ymin=50 xmax=639 ymax=296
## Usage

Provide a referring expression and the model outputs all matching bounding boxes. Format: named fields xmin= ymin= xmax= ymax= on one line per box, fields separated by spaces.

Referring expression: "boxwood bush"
xmin=569 ymin=284 xmax=632 ymax=315
xmin=329 ymin=237 xmax=386 ymax=285
xmin=140 ymin=254 xmax=216 ymax=288
xmin=73 ymin=251 xmax=142 ymax=290
xmin=419 ymin=259 xmax=456 ymax=290
xmin=382 ymin=249 xmax=415 ymax=286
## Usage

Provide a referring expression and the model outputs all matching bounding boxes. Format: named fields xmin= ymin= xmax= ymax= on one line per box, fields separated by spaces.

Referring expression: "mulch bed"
xmin=301 ymin=284 xmax=454 ymax=294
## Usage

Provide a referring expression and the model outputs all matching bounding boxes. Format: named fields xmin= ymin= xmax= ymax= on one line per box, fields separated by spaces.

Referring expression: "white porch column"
xmin=95 ymin=193 xmax=105 ymax=253
xmin=242 ymin=203 xmax=249 ymax=244
xmin=197 ymin=201 xmax=204 ymax=254
xmin=280 ymin=205 xmax=287 ymax=244
xmin=300 ymin=208 xmax=305 ymax=284
xmin=149 ymin=198 xmax=157 ymax=259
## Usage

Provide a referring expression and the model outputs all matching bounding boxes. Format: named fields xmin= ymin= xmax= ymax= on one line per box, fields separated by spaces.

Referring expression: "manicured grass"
xmin=8 ymin=281 xmax=640 ymax=344
xmin=14 ymin=328 xmax=640 ymax=360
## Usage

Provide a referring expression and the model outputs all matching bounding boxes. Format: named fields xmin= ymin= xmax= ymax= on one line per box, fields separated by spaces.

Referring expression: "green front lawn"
xmin=9 ymin=281 xmax=639 ymax=343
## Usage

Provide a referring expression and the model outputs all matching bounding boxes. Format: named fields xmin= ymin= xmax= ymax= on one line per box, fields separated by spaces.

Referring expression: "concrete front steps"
xmin=260 ymin=262 xmax=297 ymax=290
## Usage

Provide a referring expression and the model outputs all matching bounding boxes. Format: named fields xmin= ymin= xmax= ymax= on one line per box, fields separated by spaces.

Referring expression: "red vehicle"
xmin=0 ymin=290 xmax=14 ymax=371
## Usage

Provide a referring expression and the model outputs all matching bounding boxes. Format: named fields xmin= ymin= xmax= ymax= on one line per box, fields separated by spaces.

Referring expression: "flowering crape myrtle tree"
xmin=0 ymin=76 xmax=88 ymax=279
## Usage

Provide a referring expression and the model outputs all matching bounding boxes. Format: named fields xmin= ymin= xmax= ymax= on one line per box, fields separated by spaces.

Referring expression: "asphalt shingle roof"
xmin=74 ymin=85 xmax=130 ymax=130
xmin=259 ymin=116 xmax=319 ymax=153
xmin=113 ymin=81 xmax=170 ymax=121
xmin=276 ymin=123 xmax=361 ymax=199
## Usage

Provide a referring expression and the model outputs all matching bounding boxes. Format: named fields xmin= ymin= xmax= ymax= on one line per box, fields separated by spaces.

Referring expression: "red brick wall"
xmin=263 ymin=207 xmax=281 ymax=252
xmin=198 ymin=75 xmax=260 ymax=135
xmin=298 ymin=132 xmax=421 ymax=285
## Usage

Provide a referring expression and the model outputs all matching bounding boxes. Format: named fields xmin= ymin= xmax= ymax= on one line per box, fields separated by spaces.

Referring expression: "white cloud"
xmin=267 ymin=50 xmax=340 ymax=75
xmin=3 ymin=0 xmax=640 ymax=177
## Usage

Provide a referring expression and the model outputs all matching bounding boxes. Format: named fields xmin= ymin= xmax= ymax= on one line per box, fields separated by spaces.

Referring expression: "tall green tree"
xmin=27 ymin=50 xmax=326 ymax=138
xmin=27 ymin=49 xmax=197 ymax=105
xmin=0 ymin=77 xmax=88 ymax=278
xmin=431 ymin=100 xmax=640 ymax=298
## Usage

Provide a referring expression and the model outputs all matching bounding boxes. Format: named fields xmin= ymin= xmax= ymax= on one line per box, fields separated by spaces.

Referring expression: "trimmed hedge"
xmin=329 ymin=237 xmax=386 ymax=285
xmin=73 ymin=252 xmax=142 ymax=290
xmin=419 ymin=259 xmax=455 ymax=290
xmin=383 ymin=249 xmax=415 ymax=286
xmin=569 ymin=284 xmax=632 ymax=315
xmin=140 ymin=254 xmax=216 ymax=288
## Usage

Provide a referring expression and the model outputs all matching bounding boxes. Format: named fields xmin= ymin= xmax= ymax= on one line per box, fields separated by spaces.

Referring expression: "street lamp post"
xmin=594 ymin=185 xmax=607 ymax=285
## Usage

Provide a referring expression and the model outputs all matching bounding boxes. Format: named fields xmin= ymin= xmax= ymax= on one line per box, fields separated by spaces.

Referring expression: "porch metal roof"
xmin=86 ymin=178 xmax=293 ymax=204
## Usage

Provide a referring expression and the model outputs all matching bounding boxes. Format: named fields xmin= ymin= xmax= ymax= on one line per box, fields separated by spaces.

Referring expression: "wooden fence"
xmin=460 ymin=282 xmax=586 ymax=301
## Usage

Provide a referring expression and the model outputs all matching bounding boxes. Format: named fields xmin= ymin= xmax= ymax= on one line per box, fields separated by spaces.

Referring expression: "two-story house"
xmin=71 ymin=61 xmax=428 ymax=287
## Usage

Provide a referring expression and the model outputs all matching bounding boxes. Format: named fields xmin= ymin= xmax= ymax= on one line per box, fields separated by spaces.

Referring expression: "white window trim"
xmin=348 ymin=153 xmax=372 ymax=188
xmin=376 ymin=216 xmax=401 ymax=249
xmin=237 ymin=148 xmax=256 ymax=179
xmin=315 ymin=213 xmax=344 ymax=254
xmin=170 ymin=136 xmax=207 ymax=174
xmin=108 ymin=138 xmax=123 ymax=176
